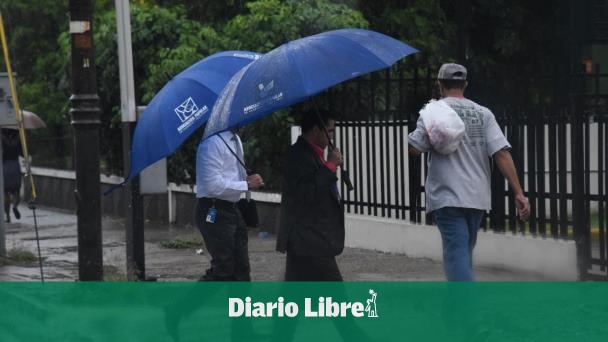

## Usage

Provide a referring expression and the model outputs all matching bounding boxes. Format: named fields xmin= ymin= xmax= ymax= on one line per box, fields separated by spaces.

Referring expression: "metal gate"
xmin=327 ymin=62 xmax=608 ymax=280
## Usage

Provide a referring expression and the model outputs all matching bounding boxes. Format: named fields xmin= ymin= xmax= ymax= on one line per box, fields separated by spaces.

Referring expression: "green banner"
xmin=1 ymin=282 xmax=606 ymax=341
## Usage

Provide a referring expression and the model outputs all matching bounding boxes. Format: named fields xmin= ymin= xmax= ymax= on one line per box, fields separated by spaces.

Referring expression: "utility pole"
xmin=69 ymin=0 xmax=103 ymax=281
xmin=115 ymin=0 xmax=145 ymax=281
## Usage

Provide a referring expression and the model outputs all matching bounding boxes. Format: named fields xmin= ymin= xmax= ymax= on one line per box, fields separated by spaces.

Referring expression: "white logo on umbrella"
xmin=175 ymin=97 xmax=208 ymax=134
xmin=258 ymin=80 xmax=274 ymax=98
xmin=174 ymin=97 xmax=199 ymax=123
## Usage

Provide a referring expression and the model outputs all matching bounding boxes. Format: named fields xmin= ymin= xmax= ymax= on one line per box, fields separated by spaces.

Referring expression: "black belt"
xmin=199 ymin=197 xmax=237 ymax=209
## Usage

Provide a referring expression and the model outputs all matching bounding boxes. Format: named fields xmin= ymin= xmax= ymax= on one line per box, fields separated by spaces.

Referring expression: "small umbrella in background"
xmin=4 ymin=110 xmax=47 ymax=130
xmin=203 ymin=29 xmax=418 ymax=139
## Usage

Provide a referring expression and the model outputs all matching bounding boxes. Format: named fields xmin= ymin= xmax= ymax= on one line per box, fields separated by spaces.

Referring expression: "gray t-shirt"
xmin=408 ymin=97 xmax=511 ymax=213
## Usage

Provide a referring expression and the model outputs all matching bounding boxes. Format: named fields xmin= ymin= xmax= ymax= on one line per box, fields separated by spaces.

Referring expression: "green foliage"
xmin=221 ymin=0 xmax=368 ymax=190
xmin=463 ymin=0 xmax=560 ymax=105
xmin=223 ymin=0 xmax=368 ymax=52
xmin=357 ymin=0 xmax=453 ymax=65
xmin=2 ymin=1 xmax=369 ymax=187
xmin=142 ymin=24 xmax=224 ymax=103
xmin=239 ymin=110 xmax=295 ymax=190
xmin=0 ymin=0 xmax=68 ymax=77
xmin=1 ymin=0 xmax=566 ymax=191
xmin=166 ymin=130 xmax=200 ymax=185
xmin=149 ymin=0 xmax=250 ymax=24
xmin=160 ymin=238 xmax=202 ymax=249
xmin=103 ymin=265 xmax=128 ymax=281
xmin=0 ymin=248 xmax=38 ymax=265
xmin=64 ymin=4 xmax=224 ymax=175
xmin=160 ymin=0 xmax=369 ymax=187
xmin=0 ymin=0 xmax=73 ymax=168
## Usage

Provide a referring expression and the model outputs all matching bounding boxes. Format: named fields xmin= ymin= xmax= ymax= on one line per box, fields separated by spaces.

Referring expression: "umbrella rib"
xmin=284 ymin=44 xmax=312 ymax=97
xmin=327 ymin=33 xmax=394 ymax=69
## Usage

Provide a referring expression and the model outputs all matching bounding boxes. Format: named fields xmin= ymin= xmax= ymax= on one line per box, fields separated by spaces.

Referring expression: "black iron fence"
xmin=22 ymin=57 xmax=608 ymax=279
xmin=329 ymin=61 xmax=608 ymax=280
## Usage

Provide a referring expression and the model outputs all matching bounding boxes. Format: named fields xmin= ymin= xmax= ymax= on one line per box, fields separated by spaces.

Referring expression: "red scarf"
xmin=304 ymin=137 xmax=337 ymax=173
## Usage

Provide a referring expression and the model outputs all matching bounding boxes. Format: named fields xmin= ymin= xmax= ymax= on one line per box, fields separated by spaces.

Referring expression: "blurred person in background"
xmin=2 ymin=129 xmax=22 ymax=223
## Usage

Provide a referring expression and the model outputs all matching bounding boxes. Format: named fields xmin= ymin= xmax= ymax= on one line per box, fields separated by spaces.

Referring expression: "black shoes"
xmin=13 ymin=207 xmax=20 ymax=220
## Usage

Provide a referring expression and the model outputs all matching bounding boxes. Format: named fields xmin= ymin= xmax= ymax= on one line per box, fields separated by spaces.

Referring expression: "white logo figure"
xmin=257 ymin=80 xmax=274 ymax=98
xmin=365 ymin=289 xmax=378 ymax=318
xmin=174 ymin=97 xmax=199 ymax=122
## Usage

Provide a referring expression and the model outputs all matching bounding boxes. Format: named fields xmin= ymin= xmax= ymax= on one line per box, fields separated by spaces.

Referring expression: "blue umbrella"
xmin=203 ymin=29 xmax=417 ymax=139
xmin=127 ymin=51 xmax=262 ymax=182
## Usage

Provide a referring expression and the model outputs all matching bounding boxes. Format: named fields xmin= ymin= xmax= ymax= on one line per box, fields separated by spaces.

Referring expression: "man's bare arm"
xmin=408 ymin=145 xmax=422 ymax=156
xmin=493 ymin=149 xmax=530 ymax=221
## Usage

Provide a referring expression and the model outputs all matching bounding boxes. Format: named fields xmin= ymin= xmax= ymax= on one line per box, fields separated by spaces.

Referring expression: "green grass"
xmin=0 ymin=248 xmax=39 ymax=265
xmin=159 ymin=237 xmax=202 ymax=249
xmin=487 ymin=211 xmax=605 ymax=241
xmin=103 ymin=265 xmax=127 ymax=281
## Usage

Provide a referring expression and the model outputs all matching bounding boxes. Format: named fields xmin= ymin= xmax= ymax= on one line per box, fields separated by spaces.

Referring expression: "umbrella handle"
xmin=340 ymin=168 xmax=354 ymax=192
xmin=313 ymin=108 xmax=354 ymax=192
xmin=327 ymin=139 xmax=354 ymax=192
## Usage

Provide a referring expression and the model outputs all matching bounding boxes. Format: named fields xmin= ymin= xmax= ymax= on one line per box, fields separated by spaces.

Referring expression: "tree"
xmin=220 ymin=0 xmax=369 ymax=190
xmin=2 ymin=0 xmax=567 ymax=190
xmin=59 ymin=3 xmax=223 ymax=177
xmin=42 ymin=0 xmax=369 ymax=187
xmin=356 ymin=0 xmax=454 ymax=64
xmin=0 ymin=0 xmax=73 ymax=168
xmin=459 ymin=0 xmax=561 ymax=105
xmin=151 ymin=0 xmax=250 ymax=24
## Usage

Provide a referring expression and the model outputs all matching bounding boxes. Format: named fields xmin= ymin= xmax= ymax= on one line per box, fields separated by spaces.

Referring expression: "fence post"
xmin=407 ymin=112 xmax=422 ymax=223
xmin=490 ymin=109 xmax=507 ymax=232
xmin=571 ymin=91 xmax=590 ymax=280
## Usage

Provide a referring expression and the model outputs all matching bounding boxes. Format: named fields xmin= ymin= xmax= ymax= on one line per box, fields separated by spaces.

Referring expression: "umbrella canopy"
xmin=127 ymin=51 xmax=262 ymax=181
xmin=4 ymin=110 xmax=47 ymax=129
xmin=203 ymin=29 xmax=417 ymax=139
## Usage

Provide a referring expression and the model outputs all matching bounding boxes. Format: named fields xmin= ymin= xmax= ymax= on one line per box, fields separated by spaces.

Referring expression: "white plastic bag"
xmin=419 ymin=99 xmax=465 ymax=154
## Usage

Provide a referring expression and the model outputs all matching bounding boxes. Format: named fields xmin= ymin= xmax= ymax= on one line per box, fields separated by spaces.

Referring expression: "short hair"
xmin=438 ymin=79 xmax=467 ymax=90
xmin=300 ymin=108 xmax=335 ymax=134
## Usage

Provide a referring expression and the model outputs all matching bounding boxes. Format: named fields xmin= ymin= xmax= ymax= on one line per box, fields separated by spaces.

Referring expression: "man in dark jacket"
xmin=276 ymin=109 xmax=345 ymax=281
xmin=2 ymin=129 xmax=22 ymax=223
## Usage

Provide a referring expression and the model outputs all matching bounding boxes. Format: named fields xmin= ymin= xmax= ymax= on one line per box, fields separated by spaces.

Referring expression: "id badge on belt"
xmin=206 ymin=207 xmax=217 ymax=223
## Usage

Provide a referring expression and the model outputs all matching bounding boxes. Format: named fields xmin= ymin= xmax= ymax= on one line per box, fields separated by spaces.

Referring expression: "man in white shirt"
xmin=195 ymin=130 xmax=264 ymax=281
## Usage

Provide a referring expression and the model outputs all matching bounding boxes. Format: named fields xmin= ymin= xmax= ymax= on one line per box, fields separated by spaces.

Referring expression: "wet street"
xmin=1 ymin=205 xmax=550 ymax=282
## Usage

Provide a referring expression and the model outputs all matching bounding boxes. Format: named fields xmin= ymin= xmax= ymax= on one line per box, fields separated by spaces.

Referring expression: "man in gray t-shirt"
xmin=408 ymin=63 xmax=530 ymax=281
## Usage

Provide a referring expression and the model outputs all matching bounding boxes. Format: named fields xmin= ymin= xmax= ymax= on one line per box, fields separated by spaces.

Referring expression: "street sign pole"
xmin=115 ymin=0 xmax=145 ymax=281
xmin=69 ymin=0 xmax=103 ymax=281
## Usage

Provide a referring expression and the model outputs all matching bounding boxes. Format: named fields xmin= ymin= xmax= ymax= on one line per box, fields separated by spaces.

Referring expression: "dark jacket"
xmin=276 ymin=136 xmax=345 ymax=256
xmin=1 ymin=129 xmax=22 ymax=161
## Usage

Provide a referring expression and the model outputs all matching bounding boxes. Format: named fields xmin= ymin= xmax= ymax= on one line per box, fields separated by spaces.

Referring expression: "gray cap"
xmin=437 ymin=63 xmax=467 ymax=80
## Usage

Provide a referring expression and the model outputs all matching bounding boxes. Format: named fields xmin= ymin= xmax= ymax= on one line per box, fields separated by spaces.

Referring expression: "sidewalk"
xmin=0 ymin=205 xmax=550 ymax=281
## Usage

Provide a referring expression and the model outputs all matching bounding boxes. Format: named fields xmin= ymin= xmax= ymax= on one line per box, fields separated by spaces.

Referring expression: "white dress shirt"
xmin=196 ymin=131 xmax=248 ymax=202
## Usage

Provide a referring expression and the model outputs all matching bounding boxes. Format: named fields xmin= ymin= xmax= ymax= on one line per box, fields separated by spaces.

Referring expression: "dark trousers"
xmin=284 ymin=254 xmax=343 ymax=281
xmin=196 ymin=198 xmax=250 ymax=281
xmin=274 ymin=255 xmax=372 ymax=342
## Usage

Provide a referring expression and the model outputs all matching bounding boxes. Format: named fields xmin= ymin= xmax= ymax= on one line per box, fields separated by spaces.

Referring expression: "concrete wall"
xmin=345 ymin=214 xmax=578 ymax=280
xmin=27 ymin=167 xmax=579 ymax=280
xmin=26 ymin=167 xmax=282 ymax=233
